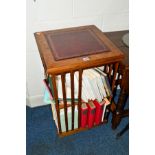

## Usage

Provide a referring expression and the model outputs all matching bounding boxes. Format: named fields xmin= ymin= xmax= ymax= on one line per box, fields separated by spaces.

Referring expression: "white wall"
xmin=26 ymin=0 xmax=129 ymax=107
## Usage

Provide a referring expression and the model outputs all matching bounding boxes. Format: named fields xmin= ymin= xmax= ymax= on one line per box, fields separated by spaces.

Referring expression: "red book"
xmin=93 ymin=100 xmax=105 ymax=125
xmin=81 ymin=103 xmax=88 ymax=128
xmin=87 ymin=100 xmax=96 ymax=128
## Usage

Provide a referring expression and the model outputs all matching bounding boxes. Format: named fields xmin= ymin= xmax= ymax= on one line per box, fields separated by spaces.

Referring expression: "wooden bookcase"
xmin=34 ymin=25 xmax=124 ymax=137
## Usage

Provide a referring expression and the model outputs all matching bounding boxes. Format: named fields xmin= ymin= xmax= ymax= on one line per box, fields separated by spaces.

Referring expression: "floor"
xmin=26 ymin=93 xmax=129 ymax=155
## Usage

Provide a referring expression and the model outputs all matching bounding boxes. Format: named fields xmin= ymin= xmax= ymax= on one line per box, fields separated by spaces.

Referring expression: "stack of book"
xmin=43 ymin=68 xmax=112 ymax=132
xmin=81 ymin=98 xmax=110 ymax=129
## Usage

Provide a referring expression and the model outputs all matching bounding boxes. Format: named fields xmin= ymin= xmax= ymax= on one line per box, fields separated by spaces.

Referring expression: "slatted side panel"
xmin=50 ymin=63 xmax=120 ymax=134
xmin=51 ymin=69 xmax=83 ymax=134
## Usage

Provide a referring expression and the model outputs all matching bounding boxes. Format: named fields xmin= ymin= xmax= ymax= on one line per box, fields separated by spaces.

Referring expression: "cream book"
xmin=91 ymin=69 xmax=107 ymax=99
xmin=83 ymin=70 xmax=96 ymax=100
xmin=94 ymin=68 xmax=112 ymax=97
xmin=88 ymin=69 xmax=103 ymax=102
xmin=58 ymin=105 xmax=78 ymax=133
xmin=101 ymin=98 xmax=111 ymax=122
xmin=84 ymin=70 xmax=99 ymax=100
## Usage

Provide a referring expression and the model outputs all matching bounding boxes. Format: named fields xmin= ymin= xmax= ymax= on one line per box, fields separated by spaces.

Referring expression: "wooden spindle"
xmin=111 ymin=62 xmax=119 ymax=92
xmin=105 ymin=63 xmax=119 ymax=122
xmin=120 ymin=69 xmax=126 ymax=89
xmin=78 ymin=69 xmax=83 ymax=128
xmin=51 ymin=75 xmax=62 ymax=133
xmin=61 ymin=73 xmax=68 ymax=132
xmin=70 ymin=71 xmax=75 ymax=130
xmin=108 ymin=64 xmax=113 ymax=82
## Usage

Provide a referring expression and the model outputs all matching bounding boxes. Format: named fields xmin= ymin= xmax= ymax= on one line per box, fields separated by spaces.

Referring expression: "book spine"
xmin=101 ymin=104 xmax=106 ymax=122
xmin=87 ymin=106 xmax=96 ymax=128
xmin=84 ymin=73 xmax=96 ymax=100
xmin=75 ymin=72 xmax=88 ymax=102
xmin=97 ymin=75 xmax=107 ymax=99
xmin=43 ymin=79 xmax=53 ymax=100
xmin=85 ymin=70 xmax=98 ymax=100
xmin=89 ymin=69 xmax=103 ymax=102
xmin=81 ymin=107 xmax=88 ymax=128
xmin=92 ymin=75 xmax=102 ymax=102
xmin=101 ymin=75 xmax=110 ymax=97
xmin=93 ymin=69 xmax=107 ymax=99
xmin=101 ymin=98 xmax=111 ymax=122
xmin=104 ymin=76 xmax=112 ymax=96
xmin=48 ymin=76 xmax=54 ymax=97
xmin=94 ymin=100 xmax=104 ymax=125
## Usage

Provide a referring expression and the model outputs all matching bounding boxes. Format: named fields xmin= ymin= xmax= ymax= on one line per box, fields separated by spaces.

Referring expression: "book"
xmin=101 ymin=98 xmax=111 ymax=122
xmin=85 ymin=70 xmax=101 ymax=101
xmin=93 ymin=99 xmax=105 ymax=125
xmin=87 ymin=100 xmax=96 ymax=128
xmin=43 ymin=79 xmax=55 ymax=104
xmin=81 ymin=102 xmax=88 ymax=128
xmin=48 ymin=76 xmax=54 ymax=96
xmin=94 ymin=68 xmax=112 ymax=97
xmin=47 ymin=74 xmax=79 ymax=103
xmin=74 ymin=71 xmax=88 ymax=102
xmin=91 ymin=69 xmax=107 ymax=100
xmin=82 ymin=70 xmax=96 ymax=100
xmin=90 ymin=70 xmax=103 ymax=102
xmin=58 ymin=105 xmax=78 ymax=132
xmin=43 ymin=79 xmax=53 ymax=99
xmin=104 ymin=76 xmax=112 ymax=97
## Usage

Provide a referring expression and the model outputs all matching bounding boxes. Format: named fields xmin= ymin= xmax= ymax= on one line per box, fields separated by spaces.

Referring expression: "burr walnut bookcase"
xmin=34 ymin=25 xmax=124 ymax=137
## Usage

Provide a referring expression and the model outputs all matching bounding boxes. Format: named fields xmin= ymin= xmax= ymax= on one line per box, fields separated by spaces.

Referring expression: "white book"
xmin=81 ymin=74 xmax=90 ymax=102
xmin=56 ymin=74 xmax=79 ymax=100
xmin=84 ymin=70 xmax=98 ymax=100
xmin=57 ymin=105 xmax=78 ymax=133
xmin=92 ymin=69 xmax=107 ymax=99
xmin=88 ymin=69 xmax=102 ymax=102
xmin=94 ymin=68 xmax=110 ymax=96
xmin=83 ymin=70 xmax=96 ymax=100
xmin=74 ymin=71 xmax=88 ymax=102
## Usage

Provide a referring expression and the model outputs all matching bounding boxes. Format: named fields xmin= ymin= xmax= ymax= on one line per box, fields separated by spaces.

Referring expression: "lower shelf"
xmin=58 ymin=120 xmax=108 ymax=137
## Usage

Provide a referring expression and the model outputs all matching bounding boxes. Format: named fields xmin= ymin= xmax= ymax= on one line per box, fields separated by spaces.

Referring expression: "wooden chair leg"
xmin=116 ymin=123 xmax=129 ymax=139
xmin=112 ymin=86 xmax=128 ymax=129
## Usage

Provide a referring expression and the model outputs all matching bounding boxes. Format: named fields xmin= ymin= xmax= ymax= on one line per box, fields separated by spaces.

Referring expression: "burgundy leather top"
xmin=44 ymin=29 xmax=110 ymax=61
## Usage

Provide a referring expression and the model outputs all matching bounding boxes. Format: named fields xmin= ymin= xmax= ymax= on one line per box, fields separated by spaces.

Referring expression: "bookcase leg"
xmin=78 ymin=69 xmax=83 ymax=128
xmin=51 ymin=75 xmax=62 ymax=134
